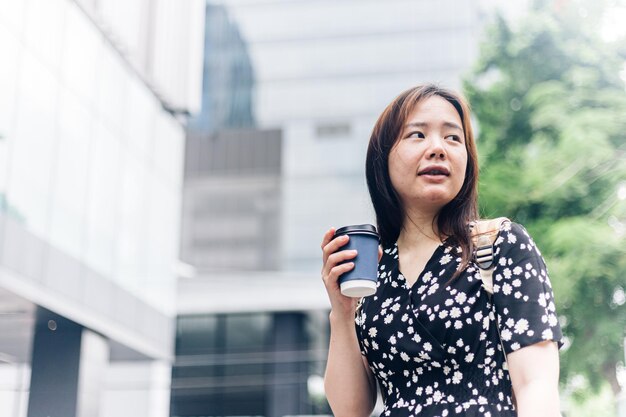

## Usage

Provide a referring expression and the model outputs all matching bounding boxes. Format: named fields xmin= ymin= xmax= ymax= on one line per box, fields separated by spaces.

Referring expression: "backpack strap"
xmin=470 ymin=217 xmax=517 ymax=406
xmin=471 ymin=217 xmax=510 ymax=294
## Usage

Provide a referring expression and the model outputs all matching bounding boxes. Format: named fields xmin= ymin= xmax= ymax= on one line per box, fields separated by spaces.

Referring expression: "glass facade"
xmin=0 ymin=0 xmax=190 ymax=312
xmin=188 ymin=3 xmax=255 ymax=133
xmin=171 ymin=312 xmax=330 ymax=417
xmin=0 ymin=1 xmax=205 ymax=417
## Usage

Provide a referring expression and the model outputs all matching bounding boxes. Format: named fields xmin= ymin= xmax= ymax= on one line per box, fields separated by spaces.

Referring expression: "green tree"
xmin=464 ymin=0 xmax=626 ymax=402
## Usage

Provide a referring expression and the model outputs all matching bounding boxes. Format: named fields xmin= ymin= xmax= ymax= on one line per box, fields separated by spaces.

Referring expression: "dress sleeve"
xmin=491 ymin=221 xmax=563 ymax=353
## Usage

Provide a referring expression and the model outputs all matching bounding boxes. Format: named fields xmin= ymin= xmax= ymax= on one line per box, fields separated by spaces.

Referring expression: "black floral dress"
xmin=355 ymin=222 xmax=563 ymax=417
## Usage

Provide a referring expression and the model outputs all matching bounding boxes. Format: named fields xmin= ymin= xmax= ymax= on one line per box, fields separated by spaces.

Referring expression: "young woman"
xmin=321 ymin=84 xmax=562 ymax=417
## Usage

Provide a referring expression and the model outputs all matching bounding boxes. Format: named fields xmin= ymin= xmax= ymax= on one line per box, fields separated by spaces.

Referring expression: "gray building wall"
xmin=181 ymin=129 xmax=282 ymax=272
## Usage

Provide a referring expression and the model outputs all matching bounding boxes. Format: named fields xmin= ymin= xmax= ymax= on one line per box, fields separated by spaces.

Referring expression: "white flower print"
xmin=455 ymin=292 xmax=467 ymax=304
xmin=538 ymin=293 xmax=547 ymax=307
xmin=514 ymin=319 xmax=529 ymax=334
xmin=500 ymin=328 xmax=512 ymax=341
xmin=433 ymin=391 xmax=443 ymax=402
xmin=427 ymin=283 xmax=440 ymax=295
xmin=452 ymin=371 xmax=463 ymax=384
xmin=542 ymin=328 xmax=554 ymax=340
xmin=507 ymin=233 xmax=517 ymax=244
xmin=440 ymin=254 xmax=453 ymax=265
xmin=368 ymin=327 xmax=378 ymax=338
xmin=502 ymin=283 xmax=512 ymax=295
xmin=549 ymin=314 xmax=558 ymax=327
xmin=450 ymin=307 xmax=461 ymax=319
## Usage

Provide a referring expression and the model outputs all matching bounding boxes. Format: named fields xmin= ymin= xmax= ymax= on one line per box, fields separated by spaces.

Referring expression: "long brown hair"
xmin=365 ymin=84 xmax=479 ymax=275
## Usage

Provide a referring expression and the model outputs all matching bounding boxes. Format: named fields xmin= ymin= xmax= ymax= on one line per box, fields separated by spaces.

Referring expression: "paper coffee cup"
xmin=333 ymin=224 xmax=380 ymax=298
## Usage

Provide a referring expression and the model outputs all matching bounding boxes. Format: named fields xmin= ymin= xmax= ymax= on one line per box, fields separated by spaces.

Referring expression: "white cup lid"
xmin=340 ymin=279 xmax=377 ymax=298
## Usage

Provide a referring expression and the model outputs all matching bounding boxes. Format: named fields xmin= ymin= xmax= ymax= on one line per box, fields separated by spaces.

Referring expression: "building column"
xmin=267 ymin=312 xmax=310 ymax=417
xmin=27 ymin=308 xmax=109 ymax=417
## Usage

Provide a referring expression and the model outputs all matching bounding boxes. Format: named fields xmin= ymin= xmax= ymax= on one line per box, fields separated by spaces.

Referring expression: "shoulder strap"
xmin=470 ymin=217 xmax=517 ymax=406
xmin=471 ymin=217 xmax=510 ymax=294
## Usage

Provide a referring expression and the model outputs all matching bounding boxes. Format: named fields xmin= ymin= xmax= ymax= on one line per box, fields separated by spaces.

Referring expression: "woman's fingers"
xmin=322 ymin=249 xmax=357 ymax=279
xmin=323 ymin=261 xmax=355 ymax=287
xmin=320 ymin=227 xmax=336 ymax=249
xmin=378 ymin=245 xmax=383 ymax=262
xmin=321 ymin=229 xmax=351 ymax=264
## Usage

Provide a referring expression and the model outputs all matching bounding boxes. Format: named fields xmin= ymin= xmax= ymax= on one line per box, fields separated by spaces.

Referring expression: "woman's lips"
xmin=417 ymin=166 xmax=450 ymax=176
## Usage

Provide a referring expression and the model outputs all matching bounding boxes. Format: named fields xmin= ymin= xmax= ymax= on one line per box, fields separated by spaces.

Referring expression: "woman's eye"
xmin=407 ymin=131 xmax=425 ymax=139
xmin=446 ymin=135 xmax=461 ymax=142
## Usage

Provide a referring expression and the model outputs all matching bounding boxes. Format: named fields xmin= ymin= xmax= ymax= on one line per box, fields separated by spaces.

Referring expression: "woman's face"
xmin=388 ymin=95 xmax=468 ymax=213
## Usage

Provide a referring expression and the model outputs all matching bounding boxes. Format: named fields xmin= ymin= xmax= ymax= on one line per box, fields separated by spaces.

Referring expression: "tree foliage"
xmin=464 ymin=0 xmax=626 ymax=398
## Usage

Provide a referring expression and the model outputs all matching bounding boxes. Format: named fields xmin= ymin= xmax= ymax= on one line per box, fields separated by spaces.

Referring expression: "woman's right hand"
xmin=320 ymin=227 xmax=383 ymax=321
xmin=321 ymin=227 xmax=358 ymax=320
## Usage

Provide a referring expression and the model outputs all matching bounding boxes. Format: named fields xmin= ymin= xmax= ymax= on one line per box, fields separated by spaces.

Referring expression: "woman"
xmin=321 ymin=84 xmax=562 ymax=417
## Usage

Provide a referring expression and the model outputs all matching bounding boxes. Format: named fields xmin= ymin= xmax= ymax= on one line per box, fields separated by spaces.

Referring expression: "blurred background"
xmin=0 ymin=0 xmax=624 ymax=416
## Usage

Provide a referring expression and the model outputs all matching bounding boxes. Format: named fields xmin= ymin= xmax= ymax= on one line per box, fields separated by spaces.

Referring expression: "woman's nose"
xmin=427 ymin=136 xmax=446 ymax=159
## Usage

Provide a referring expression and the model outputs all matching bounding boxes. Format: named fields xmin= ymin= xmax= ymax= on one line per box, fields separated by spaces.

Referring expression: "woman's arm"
xmin=507 ymin=340 xmax=561 ymax=417
xmin=324 ymin=311 xmax=377 ymax=417
xmin=320 ymin=227 xmax=381 ymax=417
xmin=489 ymin=222 xmax=564 ymax=416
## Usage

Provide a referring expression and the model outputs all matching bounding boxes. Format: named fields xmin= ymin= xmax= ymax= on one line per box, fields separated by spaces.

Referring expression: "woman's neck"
xmin=396 ymin=207 xmax=442 ymax=249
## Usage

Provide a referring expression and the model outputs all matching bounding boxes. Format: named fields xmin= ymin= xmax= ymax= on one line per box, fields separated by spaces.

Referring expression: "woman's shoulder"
xmin=492 ymin=220 xmax=545 ymax=260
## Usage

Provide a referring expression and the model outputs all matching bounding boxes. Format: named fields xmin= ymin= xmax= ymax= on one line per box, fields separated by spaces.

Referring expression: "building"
xmin=173 ymin=1 xmax=531 ymax=416
xmin=0 ymin=1 xmax=204 ymax=416
xmin=187 ymin=3 xmax=255 ymax=133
